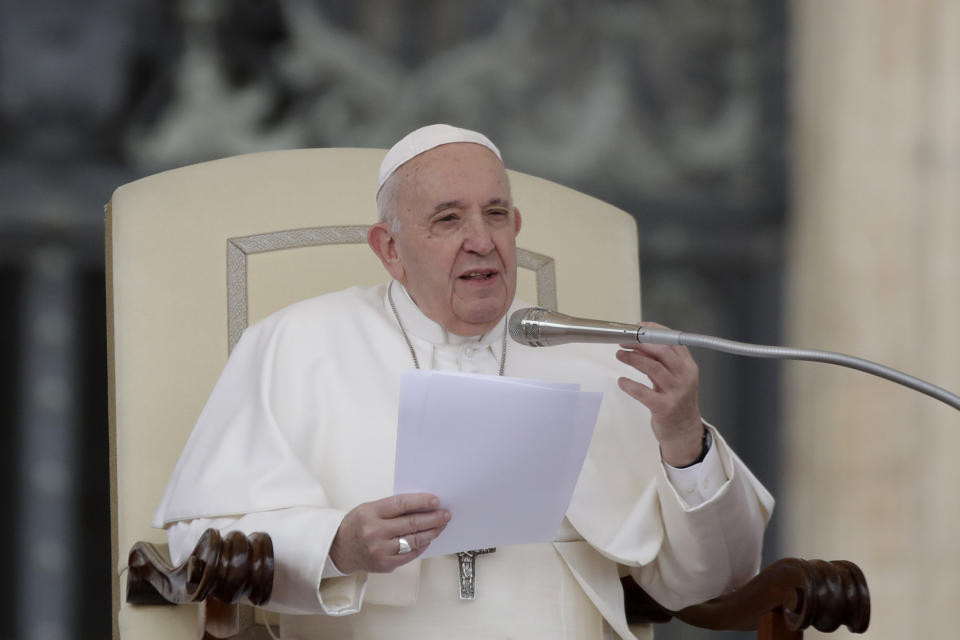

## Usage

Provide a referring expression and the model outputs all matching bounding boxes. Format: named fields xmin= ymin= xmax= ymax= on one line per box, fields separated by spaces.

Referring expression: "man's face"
xmin=371 ymin=143 xmax=522 ymax=336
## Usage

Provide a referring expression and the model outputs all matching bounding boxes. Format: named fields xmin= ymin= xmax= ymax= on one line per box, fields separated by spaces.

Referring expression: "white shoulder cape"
xmin=154 ymin=283 xmax=774 ymax=609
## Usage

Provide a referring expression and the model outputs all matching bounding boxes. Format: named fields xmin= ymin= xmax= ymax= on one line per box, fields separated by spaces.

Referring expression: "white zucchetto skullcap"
xmin=377 ymin=124 xmax=502 ymax=193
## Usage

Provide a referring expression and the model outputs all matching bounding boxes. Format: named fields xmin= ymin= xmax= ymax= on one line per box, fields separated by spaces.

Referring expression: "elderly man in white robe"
xmin=153 ymin=124 xmax=774 ymax=639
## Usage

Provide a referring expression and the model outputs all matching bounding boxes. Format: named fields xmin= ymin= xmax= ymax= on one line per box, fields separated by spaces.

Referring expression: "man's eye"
xmin=437 ymin=214 xmax=457 ymax=223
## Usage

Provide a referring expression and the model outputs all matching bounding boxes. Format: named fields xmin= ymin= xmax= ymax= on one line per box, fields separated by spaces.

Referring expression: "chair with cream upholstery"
xmin=107 ymin=148 xmax=869 ymax=639
xmin=107 ymin=147 xmax=642 ymax=639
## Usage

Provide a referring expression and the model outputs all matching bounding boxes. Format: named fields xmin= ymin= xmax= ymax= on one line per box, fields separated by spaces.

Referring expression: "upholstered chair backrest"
xmin=107 ymin=148 xmax=640 ymax=639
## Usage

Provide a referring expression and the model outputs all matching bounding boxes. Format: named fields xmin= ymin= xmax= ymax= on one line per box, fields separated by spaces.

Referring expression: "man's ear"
xmin=367 ymin=222 xmax=405 ymax=281
xmin=513 ymin=207 xmax=523 ymax=236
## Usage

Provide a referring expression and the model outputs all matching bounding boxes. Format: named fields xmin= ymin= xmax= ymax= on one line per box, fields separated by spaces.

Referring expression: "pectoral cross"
xmin=456 ymin=548 xmax=496 ymax=600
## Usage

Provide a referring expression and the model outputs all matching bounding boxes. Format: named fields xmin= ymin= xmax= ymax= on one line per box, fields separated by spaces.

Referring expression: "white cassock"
xmin=153 ymin=282 xmax=774 ymax=640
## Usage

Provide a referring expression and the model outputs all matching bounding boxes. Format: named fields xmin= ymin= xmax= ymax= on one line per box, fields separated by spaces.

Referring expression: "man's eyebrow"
xmin=431 ymin=197 xmax=512 ymax=213
xmin=432 ymin=200 xmax=464 ymax=213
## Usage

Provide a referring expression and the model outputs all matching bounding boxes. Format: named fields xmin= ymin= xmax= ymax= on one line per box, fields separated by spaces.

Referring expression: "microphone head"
xmin=509 ymin=307 xmax=647 ymax=347
xmin=508 ymin=307 xmax=545 ymax=346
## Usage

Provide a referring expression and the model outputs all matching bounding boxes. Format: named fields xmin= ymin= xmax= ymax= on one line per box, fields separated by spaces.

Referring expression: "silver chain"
xmin=388 ymin=281 xmax=507 ymax=375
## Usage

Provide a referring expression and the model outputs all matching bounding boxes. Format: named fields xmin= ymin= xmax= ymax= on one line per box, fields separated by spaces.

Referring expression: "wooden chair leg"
xmin=758 ymin=611 xmax=802 ymax=640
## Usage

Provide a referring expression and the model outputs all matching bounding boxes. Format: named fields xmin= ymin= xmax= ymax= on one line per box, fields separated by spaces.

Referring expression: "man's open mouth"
xmin=459 ymin=270 xmax=497 ymax=281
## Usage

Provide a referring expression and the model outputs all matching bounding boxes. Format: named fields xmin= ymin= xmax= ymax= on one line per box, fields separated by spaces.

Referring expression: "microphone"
xmin=507 ymin=307 xmax=960 ymax=411
xmin=508 ymin=307 xmax=681 ymax=347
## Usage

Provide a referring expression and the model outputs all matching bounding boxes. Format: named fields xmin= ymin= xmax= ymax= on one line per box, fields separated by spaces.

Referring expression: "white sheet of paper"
xmin=393 ymin=370 xmax=602 ymax=557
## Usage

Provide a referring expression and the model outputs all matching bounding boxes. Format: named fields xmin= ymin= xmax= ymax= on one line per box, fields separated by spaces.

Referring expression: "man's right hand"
xmin=328 ymin=493 xmax=450 ymax=574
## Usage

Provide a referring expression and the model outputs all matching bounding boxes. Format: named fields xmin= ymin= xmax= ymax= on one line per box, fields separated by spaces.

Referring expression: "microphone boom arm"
xmin=509 ymin=308 xmax=960 ymax=411
xmin=674 ymin=332 xmax=960 ymax=411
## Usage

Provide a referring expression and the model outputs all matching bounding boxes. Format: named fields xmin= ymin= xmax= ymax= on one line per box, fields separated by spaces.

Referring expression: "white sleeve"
xmin=661 ymin=435 xmax=727 ymax=508
xmin=631 ymin=424 xmax=774 ymax=610
xmin=166 ymin=507 xmax=367 ymax=616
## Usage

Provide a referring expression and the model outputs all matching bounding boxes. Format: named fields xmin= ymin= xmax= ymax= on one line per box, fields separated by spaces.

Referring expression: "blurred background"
xmin=0 ymin=1 xmax=956 ymax=639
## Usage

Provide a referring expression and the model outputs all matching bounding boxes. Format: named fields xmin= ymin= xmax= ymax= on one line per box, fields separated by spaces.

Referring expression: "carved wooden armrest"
xmin=127 ymin=533 xmax=868 ymax=639
xmin=623 ymin=558 xmax=870 ymax=638
xmin=126 ymin=528 xmax=274 ymax=606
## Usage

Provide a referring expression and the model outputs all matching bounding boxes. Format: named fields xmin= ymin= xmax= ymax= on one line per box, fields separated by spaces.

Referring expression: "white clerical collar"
xmin=390 ymin=280 xmax=513 ymax=348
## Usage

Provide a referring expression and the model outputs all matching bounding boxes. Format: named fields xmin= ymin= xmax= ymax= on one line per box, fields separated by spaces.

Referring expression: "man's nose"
xmin=461 ymin=216 xmax=495 ymax=254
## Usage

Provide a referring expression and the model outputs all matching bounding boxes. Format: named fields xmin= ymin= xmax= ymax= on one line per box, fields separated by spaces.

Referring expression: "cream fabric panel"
xmin=108 ymin=147 xmax=639 ymax=638
xmin=509 ymin=171 xmax=641 ymax=321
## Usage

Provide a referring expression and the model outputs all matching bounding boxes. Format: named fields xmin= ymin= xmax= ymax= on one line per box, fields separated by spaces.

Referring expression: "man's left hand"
xmin=616 ymin=322 xmax=705 ymax=467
